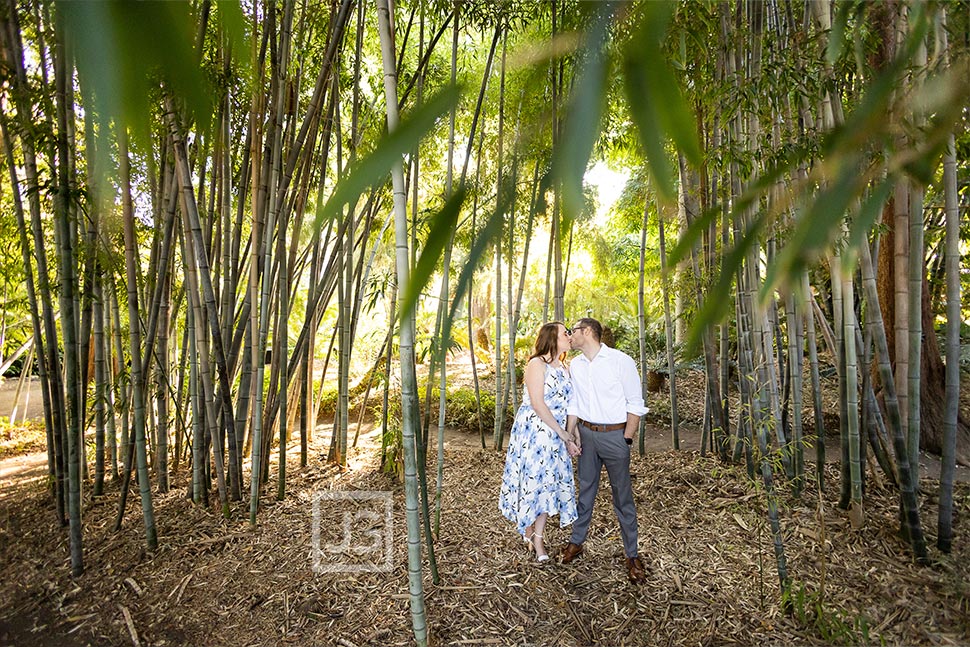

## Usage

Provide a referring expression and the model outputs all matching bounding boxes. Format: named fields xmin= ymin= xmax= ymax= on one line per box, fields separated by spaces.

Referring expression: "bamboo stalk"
xmin=859 ymin=231 xmax=928 ymax=562
xmin=376 ymin=0 xmax=429 ymax=641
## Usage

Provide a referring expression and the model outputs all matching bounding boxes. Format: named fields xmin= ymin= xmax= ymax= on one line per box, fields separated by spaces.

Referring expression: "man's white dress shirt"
xmin=567 ymin=344 xmax=648 ymax=424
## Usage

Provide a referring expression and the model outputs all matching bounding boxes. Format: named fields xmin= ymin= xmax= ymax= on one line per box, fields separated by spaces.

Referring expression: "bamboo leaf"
xmin=684 ymin=215 xmax=766 ymax=355
xmin=622 ymin=1 xmax=702 ymax=202
xmin=846 ymin=177 xmax=893 ymax=262
xmin=442 ymin=203 xmax=506 ymax=353
xmin=623 ymin=56 xmax=675 ymax=202
xmin=668 ymin=158 xmax=791 ymax=269
xmin=622 ymin=1 xmax=677 ymax=201
xmin=825 ymin=0 xmax=851 ymax=65
xmin=315 ymin=85 xmax=461 ymax=232
xmin=399 ymin=187 xmax=466 ymax=323
xmin=761 ymin=160 xmax=861 ymax=301
xmin=654 ymin=60 xmax=704 ymax=168
xmin=554 ymin=3 xmax=613 ymax=224
xmin=59 ymin=0 xmax=214 ymax=145
xmin=822 ymin=57 xmax=901 ymax=157
xmin=213 ymin=1 xmax=252 ymax=76
xmin=663 ymin=203 xmax=718 ymax=272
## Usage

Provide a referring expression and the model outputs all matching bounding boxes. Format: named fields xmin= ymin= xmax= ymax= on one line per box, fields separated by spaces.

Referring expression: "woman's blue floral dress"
xmin=499 ymin=362 xmax=577 ymax=536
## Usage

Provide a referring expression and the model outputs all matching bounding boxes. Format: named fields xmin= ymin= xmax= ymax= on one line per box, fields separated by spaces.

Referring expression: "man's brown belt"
xmin=577 ymin=419 xmax=626 ymax=432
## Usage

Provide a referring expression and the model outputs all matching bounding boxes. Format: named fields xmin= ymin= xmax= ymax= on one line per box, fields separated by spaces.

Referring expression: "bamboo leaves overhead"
xmin=553 ymin=3 xmax=613 ymax=223
xmin=622 ymin=0 xmax=702 ymax=203
xmin=315 ymin=84 xmax=461 ymax=231
xmin=56 ymin=0 xmax=249 ymax=145
xmin=3 ymin=4 xmax=967 ymax=628
xmin=399 ymin=186 xmax=465 ymax=323
xmin=666 ymin=3 xmax=970 ymax=354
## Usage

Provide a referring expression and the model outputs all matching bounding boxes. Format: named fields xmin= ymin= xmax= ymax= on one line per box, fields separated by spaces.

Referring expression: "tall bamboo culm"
xmin=375 ymin=0 xmax=428 ymax=643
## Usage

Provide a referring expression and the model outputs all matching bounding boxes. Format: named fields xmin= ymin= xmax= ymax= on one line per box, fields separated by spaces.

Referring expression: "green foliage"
xmin=0 ymin=418 xmax=47 ymax=459
xmin=783 ymin=582 xmax=876 ymax=646
xmin=427 ymin=384 xmax=513 ymax=435
xmin=621 ymin=1 xmax=702 ymax=202
xmin=400 ymin=187 xmax=466 ymax=323
xmin=316 ymin=385 xmax=339 ymax=418
xmin=317 ymin=84 xmax=461 ymax=231
xmin=58 ymin=0 xmax=247 ymax=147
xmin=553 ymin=3 xmax=612 ymax=224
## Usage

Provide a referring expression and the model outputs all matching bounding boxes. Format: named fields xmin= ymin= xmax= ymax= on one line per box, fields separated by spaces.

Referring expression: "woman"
xmin=499 ymin=322 xmax=580 ymax=561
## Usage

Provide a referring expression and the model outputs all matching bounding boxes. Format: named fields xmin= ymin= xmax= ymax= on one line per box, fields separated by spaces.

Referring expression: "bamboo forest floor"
xmin=2 ymin=373 xmax=970 ymax=646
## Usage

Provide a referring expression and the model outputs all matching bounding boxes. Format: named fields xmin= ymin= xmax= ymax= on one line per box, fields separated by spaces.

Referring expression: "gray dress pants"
xmin=569 ymin=422 xmax=639 ymax=558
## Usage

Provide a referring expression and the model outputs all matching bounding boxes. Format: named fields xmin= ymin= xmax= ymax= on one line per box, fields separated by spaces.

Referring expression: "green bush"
xmin=316 ymin=386 xmax=339 ymax=417
xmin=422 ymin=385 xmax=516 ymax=435
xmin=316 ymin=380 xmax=517 ymax=436
xmin=0 ymin=418 xmax=47 ymax=459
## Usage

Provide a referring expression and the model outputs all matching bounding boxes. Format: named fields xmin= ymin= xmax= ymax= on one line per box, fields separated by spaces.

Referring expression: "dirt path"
xmin=2 ymin=431 xmax=967 ymax=647
xmin=2 ymin=415 xmax=966 ymax=506
xmin=0 ymin=376 xmax=45 ymax=422
xmin=0 ymin=452 xmax=47 ymax=503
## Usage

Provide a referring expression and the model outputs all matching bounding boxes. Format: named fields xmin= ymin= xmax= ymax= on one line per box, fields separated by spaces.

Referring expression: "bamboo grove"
xmin=0 ymin=0 xmax=967 ymax=643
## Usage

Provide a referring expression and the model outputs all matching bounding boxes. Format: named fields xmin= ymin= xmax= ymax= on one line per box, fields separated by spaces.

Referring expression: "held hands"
xmin=566 ymin=439 xmax=582 ymax=457
xmin=566 ymin=429 xmax=583 ymax=458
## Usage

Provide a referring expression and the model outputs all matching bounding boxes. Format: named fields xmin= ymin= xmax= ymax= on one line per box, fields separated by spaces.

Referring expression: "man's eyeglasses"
xmin=568 ymin=326 xmax=587 ymax=336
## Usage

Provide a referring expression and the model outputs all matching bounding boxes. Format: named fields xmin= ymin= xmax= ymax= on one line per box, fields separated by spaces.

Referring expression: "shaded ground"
xmin=2 ymin=370 xmax=970 ymax=646
xmin=1 ymin=418 xmax=969 ymax=647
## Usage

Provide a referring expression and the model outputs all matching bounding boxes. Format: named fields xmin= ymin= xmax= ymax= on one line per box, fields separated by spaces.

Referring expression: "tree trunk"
xmin=1 ymin=0 xmax=69 ymax=525
xmin=841 ymin=256 xmax=864 ymax=528
xmin=119 ymin=126 xmax=158 ymax=551
xmin=658 ymin=204 xmax=679 ymax=450
xmin=637 ymin=198 xmax=648 ymax=454
xmin=0 ymin=112 xmax=58 ymax=502
xmin=93 ymin=275 xmax=107 ymax=496
xmin=164 ymin=94 xmax=239 ymax=496
xmin=937 ymin=7 xmax=960 ymax=547
xmin=860 ymin=235 xmax=928 ymax=562
xmin=51 ymin=20 xmax=85 ymax=574
xmin=435 ymin=4 xmax=459 ymax=535
xmin=877 ymin=224 xmax=970 ymax=464
xmin=375 ymin=1 xmax=428 ymax=643
xmin=492 ymin=27 xmax=507 ymax=452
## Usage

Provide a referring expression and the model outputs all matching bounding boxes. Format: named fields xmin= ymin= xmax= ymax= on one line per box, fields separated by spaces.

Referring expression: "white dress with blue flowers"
xmin=499 ymin=362 xmax=578 ymax=536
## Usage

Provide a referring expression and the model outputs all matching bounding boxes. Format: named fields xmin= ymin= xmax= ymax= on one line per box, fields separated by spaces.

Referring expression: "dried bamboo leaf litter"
xmin=0 ymin=425 xmax=968 ymax=647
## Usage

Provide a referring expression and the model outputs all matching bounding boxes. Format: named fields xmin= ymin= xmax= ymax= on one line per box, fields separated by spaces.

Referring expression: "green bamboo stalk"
xmin=801 ymin=271 xmax=825 ymax=490
xmin=859 ymin=233 xmax=928 ymax=562
xmin=786 ymin=289 xmax=804 ymax=496
xmin=841 ymin=255 xmax=864 ymax=528
xmin=376 ymin=0 xmax=427 ymax=641
xmin=184 ymin=304 xmax=212 ymax=497
xmin=179 ymin=195 xmax=230 ymax=514
xmin=93 ymin=275 xmax=106 ymax=496
xmin=1 ymin=1 xmax=69 ymax=524
xmin=658 ymin=205 xmax=679 ymax=450
xmin=0 ymin=113 xmax=57 ymax=496
xmin=53 ymin=24 xmax=84 ymax=573
xmin=937 ymin=9 xmax=959 ymax=550
xmin=119 ymin=126 xmax=157 ymax=551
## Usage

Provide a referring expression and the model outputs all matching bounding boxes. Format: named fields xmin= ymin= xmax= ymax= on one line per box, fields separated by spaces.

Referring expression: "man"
xmin=561 ymin=317 xmax=649 ymax=583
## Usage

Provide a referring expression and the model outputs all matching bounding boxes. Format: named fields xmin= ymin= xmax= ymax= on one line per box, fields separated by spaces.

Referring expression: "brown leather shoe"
xmin=626 ymin=556 xmax=648 ymax=583
xmin=561 ymin=542 xmax=584 ymax=564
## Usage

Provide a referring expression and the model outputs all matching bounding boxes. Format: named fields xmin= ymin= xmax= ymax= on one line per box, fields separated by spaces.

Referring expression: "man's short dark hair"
xmin=573 ymin=317 xmax=602 ymax=342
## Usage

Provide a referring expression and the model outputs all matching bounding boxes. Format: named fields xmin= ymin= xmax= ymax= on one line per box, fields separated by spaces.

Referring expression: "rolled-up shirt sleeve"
xmin=620 ymin=354 xmax=649 ymax=417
